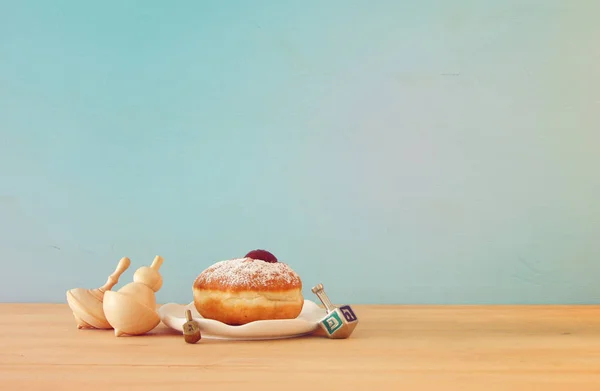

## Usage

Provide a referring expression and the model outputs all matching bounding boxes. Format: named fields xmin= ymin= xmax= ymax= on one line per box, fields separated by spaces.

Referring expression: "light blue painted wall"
xmin=1 ymin=0 xmax=599 ymax=305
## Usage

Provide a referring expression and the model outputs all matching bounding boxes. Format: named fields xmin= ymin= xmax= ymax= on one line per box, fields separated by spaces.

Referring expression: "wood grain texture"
xmin=2 ymin=304 xmax=600 ymax=390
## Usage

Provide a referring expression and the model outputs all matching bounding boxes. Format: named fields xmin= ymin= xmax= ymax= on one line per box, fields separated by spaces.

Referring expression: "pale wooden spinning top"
xmin=66 ymin=257 xmax=131 ymax=329
xmin=103 ymin=255 xmax=165 ymax=337
xmin=311 ymin=283 xmax=359 ymax=339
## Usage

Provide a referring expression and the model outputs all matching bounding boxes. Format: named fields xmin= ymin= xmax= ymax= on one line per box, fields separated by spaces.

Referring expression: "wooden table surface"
xmin=2 ymin=304 xmax=600 ymax=390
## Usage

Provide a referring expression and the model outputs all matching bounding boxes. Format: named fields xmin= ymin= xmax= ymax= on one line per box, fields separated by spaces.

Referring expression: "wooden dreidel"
xmin=66 ymin=257 xmax=131 ymax=329
xmin=103 ymin=255 xmax=164 ymax=337
xmin=311 ymin=283 xmax=359 ymax=339
xmin=182 ymin=309 xmax=201 ymax=344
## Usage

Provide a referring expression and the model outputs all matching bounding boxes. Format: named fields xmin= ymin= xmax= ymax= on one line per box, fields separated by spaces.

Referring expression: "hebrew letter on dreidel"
xmin=311 ymin=283 xmax=358 ymax=339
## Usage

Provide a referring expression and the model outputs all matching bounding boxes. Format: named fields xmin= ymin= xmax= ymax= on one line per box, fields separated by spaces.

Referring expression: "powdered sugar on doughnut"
xmin=194 ymin=257 xmax=302 ymax=291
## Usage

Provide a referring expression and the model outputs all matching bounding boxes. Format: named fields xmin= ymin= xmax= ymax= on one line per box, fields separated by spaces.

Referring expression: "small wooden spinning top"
xmin=311 ymin=283 xmax=359 ymax=339
xmin=182 ymin=309 xmax=201 ymax=344
xmin=103 ymin=255 xmax=165 ymax=337
xmin=66 ymin=256 xmax=131 ymax=329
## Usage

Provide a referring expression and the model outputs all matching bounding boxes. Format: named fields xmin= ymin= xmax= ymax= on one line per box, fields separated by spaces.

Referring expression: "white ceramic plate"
xmin=158 ymin=299 xmax=325 ymax=340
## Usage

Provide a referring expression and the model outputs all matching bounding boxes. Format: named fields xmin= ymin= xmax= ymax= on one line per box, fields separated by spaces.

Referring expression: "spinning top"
xmin=66 ymin=257 xmax=131 ymax=329
xmin=103 ymin=255 xmax=165 ymax=337
xmin=311 ymin=283 xmax=359 ymax=339
xmin=182 ymin=309 xmax=201 ymax=344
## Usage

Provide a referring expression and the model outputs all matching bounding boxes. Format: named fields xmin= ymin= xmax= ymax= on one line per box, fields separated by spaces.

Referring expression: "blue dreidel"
xmin=311 ymin=283 xmax=358 ymax=339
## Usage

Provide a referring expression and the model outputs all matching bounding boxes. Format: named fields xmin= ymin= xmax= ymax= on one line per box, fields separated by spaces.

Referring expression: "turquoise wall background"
xmin=1 ymin=1 xmax=599 ymax=305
